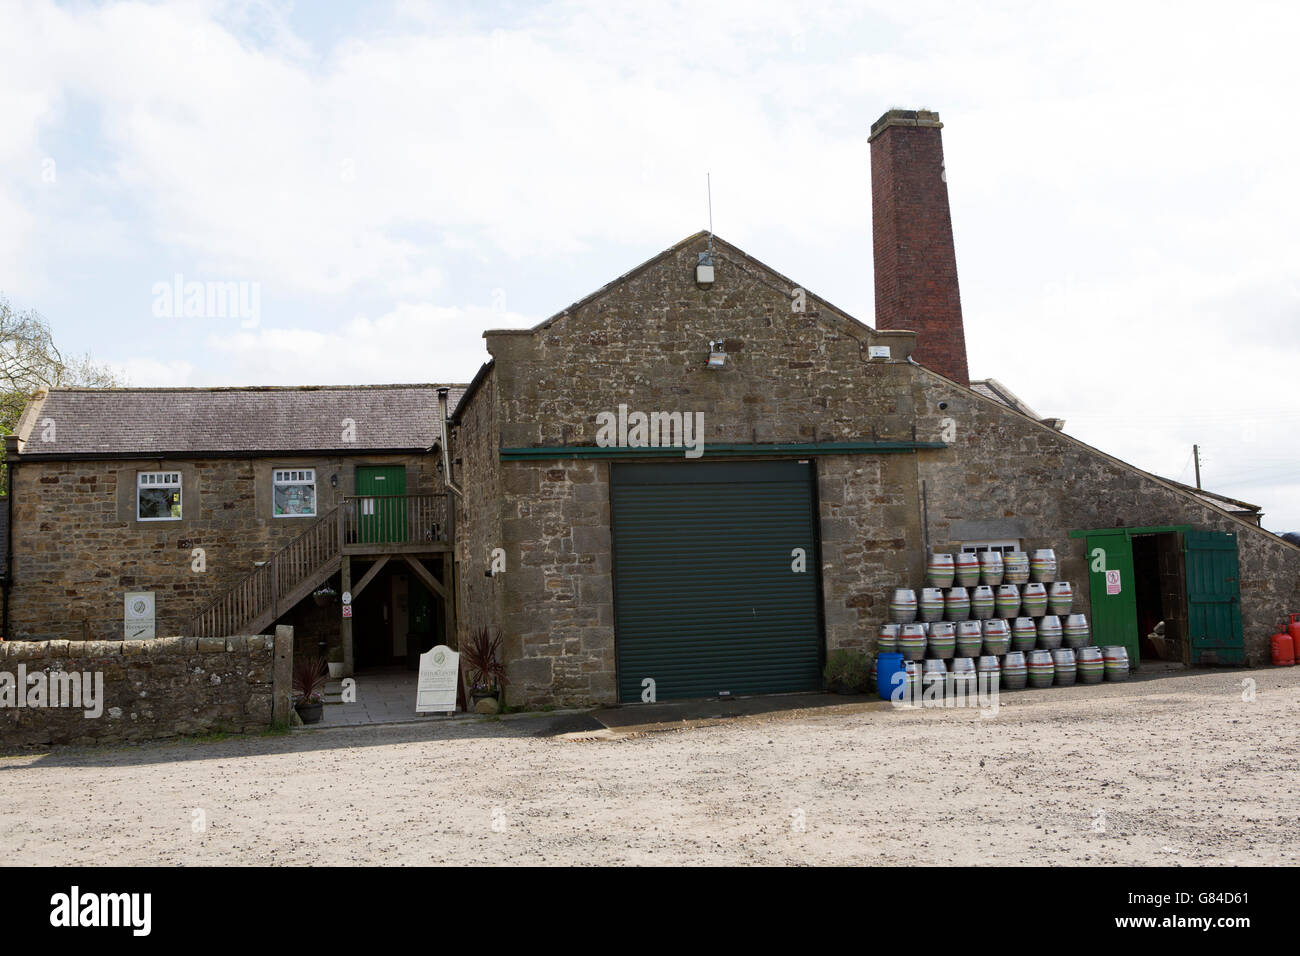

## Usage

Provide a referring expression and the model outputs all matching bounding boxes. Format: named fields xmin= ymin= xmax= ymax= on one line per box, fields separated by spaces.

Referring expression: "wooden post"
xmin=341 ymin=554 xmax=355 ymax=677
xmin=442 ymin=551 xmax=456 ymax=650
xmin=272 ymin=624 xmax=294 ymax=728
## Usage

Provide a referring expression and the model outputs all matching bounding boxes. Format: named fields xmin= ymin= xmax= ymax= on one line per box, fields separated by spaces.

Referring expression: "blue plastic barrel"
xmin=876 ymin=652 xmax=906 ymax=701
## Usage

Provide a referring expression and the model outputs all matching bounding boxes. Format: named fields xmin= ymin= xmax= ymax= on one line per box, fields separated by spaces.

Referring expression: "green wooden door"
xmin=356 ymin=466 xmax=407 ymax=543
xmin=611 ymin=460 xmax=823 ymax=703
xmin=1184 ymin=530 xmax=1244 ymax=665
xmin=1085 ymin=532 xmax=1140 ymax=665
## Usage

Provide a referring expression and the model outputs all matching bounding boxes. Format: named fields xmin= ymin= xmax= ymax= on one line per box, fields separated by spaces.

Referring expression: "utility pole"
xmin=1193 ymin=444 xmax=1202 ymax=490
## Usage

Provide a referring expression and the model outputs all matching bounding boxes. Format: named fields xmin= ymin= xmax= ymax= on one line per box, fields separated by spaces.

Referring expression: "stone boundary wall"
xmin=0 ymin=625 xmax=293 ymax=749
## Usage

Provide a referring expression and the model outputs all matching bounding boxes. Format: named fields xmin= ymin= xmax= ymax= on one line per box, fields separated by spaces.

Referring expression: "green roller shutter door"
xmin=611 ymin=460 xmax=823 ymax=702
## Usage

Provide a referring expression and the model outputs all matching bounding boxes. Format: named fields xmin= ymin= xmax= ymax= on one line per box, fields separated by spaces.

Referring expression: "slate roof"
xmin=15 ymin=385 xmax=465 ymax=458
xmin=1165 ymin=478 xmax=1263 ymax=520
xmin=970 ymin=378 xmax=1046 ymax=421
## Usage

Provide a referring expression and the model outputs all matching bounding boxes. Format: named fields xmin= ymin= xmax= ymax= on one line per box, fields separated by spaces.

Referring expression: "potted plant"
xmin=824 ymin=649 xmax=871 ymax=695
xmin=326 ymin=645 xmax=344 ymax=679
xmin=293 ymin=654 xmax=329 ymax=724
xmin=312 ymin=586 xmax=338 ymax=608
xmin=461 ymin=625 xmax=509 ymax=705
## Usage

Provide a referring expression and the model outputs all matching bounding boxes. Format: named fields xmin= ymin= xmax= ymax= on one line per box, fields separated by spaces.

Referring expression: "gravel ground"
xmin=3 ymin=664 xmax=1298 ymax=865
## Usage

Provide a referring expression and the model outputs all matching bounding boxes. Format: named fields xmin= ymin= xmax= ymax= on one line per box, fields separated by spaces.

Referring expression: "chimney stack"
xmin=869 ymin=108 xmax=969 ymax=386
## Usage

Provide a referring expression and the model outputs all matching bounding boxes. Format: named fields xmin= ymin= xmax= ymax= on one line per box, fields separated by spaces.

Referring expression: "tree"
xmin=0 ymin=295 xmax=123 ymax=490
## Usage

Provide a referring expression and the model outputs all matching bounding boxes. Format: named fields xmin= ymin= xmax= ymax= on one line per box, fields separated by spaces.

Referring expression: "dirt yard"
xmin=3 ymin=664 xmax=1297 ymax=865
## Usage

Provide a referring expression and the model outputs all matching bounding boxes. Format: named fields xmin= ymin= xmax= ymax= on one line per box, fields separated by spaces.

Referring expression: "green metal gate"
xmin=356 ymin=465 xmax=407 ymax=543
xmin=611 ymin=460 xmax=823 ymax=702
xmin=1184 ymin=530 xmax=1244 ymax=665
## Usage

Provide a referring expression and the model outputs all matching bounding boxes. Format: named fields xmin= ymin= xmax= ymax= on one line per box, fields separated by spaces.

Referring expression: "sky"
xmin=1 ymin=0 xmax=1297 ymax=531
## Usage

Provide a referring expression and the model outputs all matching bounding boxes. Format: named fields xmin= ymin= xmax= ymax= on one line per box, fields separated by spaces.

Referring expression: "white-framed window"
xmin=273 ymin=468 xmax=317 ymax=517
xmin=961 ymin=539 xmax=1021 ymax=554
xmin=138 ymin=472 xmax=182 ymax=521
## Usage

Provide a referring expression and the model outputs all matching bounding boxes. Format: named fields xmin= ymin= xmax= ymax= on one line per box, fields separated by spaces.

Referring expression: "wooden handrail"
xmin=189 ymin=504 xmax=340 ymax=637
xmin=340 ymin=493 xmax=451 ymax=549
xmin=188 ymin=493 xmax=452 ymax=637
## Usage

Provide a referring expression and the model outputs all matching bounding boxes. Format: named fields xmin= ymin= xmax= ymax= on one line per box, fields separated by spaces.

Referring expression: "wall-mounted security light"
xmin=696 ymin=251 xmax=715 ymax=287
xmin=708 ymin=339 xmax=727 ymax=368
xmin=330 ymin=473 xmax=339 ymax=488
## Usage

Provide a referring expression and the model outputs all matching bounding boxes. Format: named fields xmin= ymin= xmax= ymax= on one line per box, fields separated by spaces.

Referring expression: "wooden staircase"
xmin=189 ymin=493 xmax=453 ymax=639
xmin=190 ymin=505 xmax=342 ymax=638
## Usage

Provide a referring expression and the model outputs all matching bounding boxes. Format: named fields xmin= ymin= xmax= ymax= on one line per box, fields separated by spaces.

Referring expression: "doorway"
xmin=350 ymin=559 xmax=448 ymax=671
xmin=1131 ymin=533 xmax=1186 ymax=662
xmin=1071 ymin=525 xmax=1244 ymax=668
xmin=356 ymin=465 xmax=408 ymax=543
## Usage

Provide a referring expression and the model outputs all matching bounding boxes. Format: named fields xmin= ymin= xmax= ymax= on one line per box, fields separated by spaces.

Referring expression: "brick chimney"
xmin=869 ymin=108 xmax=969 ymax=386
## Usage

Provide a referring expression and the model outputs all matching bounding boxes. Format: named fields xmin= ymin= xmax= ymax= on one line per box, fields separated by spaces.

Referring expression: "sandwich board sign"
xmin=416 ymin=644 xmax=459 ymax=715
xmin=124 ymin=592 xmax=156 ymax=640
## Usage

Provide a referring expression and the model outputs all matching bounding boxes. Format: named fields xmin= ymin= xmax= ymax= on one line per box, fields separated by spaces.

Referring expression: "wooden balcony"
xmin=340 ymin=493 xmax=453 ymax=555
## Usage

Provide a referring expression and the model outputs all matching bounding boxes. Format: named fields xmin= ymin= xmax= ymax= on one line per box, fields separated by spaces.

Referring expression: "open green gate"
xmin=1184 ymin=530 xmax=1244 ymax=665
xmin=1082 ymin=530 xmax=1141 ymax=664
xmin=1073 ymin=525 xmax=1244 ymax=667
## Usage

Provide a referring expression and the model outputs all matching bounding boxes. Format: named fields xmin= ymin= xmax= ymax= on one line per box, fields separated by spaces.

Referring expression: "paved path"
xmin=317 ymin=666 xmax=444 ymax=728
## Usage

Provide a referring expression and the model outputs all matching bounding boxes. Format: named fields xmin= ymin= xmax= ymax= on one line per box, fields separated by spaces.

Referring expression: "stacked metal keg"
xmin=879 ymin=545 xmax=1123 ymax=698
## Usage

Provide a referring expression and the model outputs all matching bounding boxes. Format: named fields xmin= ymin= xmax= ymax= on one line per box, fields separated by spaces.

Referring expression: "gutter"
xmin=500 ymin=440 xmax=948 ymax=461
xmin=437 ymin=387 xmax=463 ymax=499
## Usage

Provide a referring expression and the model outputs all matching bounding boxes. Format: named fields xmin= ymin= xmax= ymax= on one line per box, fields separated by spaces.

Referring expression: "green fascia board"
xmin=500 ymin=441 xmax=947 ymax=461
xmin=1068 ymin=525 xmax=1193 ymax=539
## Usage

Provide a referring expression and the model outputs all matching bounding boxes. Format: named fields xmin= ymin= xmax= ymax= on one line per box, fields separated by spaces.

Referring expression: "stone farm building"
xmin=4 ymin=109 xmax=1297 ymax=709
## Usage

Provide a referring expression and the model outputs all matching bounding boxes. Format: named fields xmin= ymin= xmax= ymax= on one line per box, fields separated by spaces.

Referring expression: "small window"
xmin=138 ymin=472 xmax=182 ymax=521
xmin=961 ymin=540 xmax=1021 ymax=554
xmin=273 ymin=468 xmax=317 ymax=517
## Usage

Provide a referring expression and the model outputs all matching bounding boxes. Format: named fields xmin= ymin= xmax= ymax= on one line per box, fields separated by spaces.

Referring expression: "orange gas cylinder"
xmin=1272 ymin=630 xmax=1295 ymax=667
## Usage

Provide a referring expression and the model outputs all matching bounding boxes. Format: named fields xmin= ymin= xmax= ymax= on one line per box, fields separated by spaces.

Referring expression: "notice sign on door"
xmin=417 ymin=644 xmax=460 ymax=714
xmin=1105 ymin=570 xmax=1122 ymax=595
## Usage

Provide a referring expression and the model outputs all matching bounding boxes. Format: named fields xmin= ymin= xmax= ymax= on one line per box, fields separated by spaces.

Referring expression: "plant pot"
xmin=327 ymin=662 xmax=344 ymax=679
xmin=295 ymin=700 xmax=324 ymax=724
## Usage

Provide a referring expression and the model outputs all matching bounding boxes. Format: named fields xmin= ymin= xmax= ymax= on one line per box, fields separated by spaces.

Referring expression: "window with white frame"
xmin=960 ymin=540 xmax=1021 ymax=554
xmin=138 ymin=472 xmax=182 ymax=521
xmin=273 ymin=468 xmax=317 ymax=517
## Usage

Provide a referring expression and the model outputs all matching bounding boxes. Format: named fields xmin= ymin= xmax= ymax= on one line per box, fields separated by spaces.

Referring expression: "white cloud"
xmin=197 ymin=302 xmax=533 ymax=385
xmin=0 ymin=0 xmax=1297 ymax=527
xmin=111 ymin=356 xmax=196 ymax=387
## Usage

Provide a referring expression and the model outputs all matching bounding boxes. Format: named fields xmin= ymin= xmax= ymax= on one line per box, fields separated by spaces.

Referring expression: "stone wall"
xmin=455 ymin=230 xmax=1296 ymax=706
xmin=8 ymin=452 xmax=438 ymax=641
xmin=0 ymin=625 xmax=293 ymax=749
xmin=452 ymin=369 xmax=503 ymax=653
xmin=500 ymin=458 xmax=615 ymax=706
xmin=471 ymin=233 xmax=925 ymax=707
xmin=817 ymin=452 xmax=924 ymax=654
xmin=914 ymin=367 xmax=1300 ymax=664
